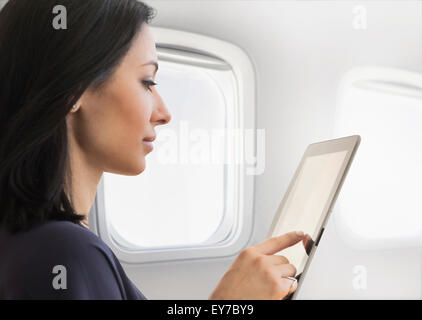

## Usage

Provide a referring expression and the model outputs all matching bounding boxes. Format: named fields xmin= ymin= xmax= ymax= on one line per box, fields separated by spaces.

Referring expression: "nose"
xmin=151 ymin=89 xmax=171 ymax=127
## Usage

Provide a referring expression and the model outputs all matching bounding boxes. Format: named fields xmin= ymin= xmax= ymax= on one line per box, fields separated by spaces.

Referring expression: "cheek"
xmin=111 ymin=81 xmax=151 ymax=137
xmin=77 ymin=81 xmax=152 ymax=173
xmin=109 ymin=87 xmax=152 ymax=154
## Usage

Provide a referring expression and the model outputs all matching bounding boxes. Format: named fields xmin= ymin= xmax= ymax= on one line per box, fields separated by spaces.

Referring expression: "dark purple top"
xmin=0 ymin=220 xmax=147 ymax=299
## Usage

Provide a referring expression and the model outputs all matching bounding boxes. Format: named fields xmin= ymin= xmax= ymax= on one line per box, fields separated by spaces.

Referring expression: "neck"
xmin=65 ymin=132 xmax=103 ymax=229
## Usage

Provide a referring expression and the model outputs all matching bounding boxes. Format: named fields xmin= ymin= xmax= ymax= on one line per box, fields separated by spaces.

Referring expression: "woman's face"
xmin=67 ymin=23 xmax=171 ymax=176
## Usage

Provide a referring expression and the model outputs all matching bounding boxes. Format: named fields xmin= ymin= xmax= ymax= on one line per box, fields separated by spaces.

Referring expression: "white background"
xmin=123 ymin=0 xmax=422 ymax=299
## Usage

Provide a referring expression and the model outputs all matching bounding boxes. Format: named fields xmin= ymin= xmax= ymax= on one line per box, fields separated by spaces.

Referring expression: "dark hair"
xmin=0 ymin=0 xmax=156 ymax=233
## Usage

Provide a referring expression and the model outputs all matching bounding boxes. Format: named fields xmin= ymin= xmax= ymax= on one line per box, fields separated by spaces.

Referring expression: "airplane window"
xmin=90 ymin=27 xmax=256 ymax=263
xmin=101 ymin=52 xmax=239 ymax=249
xmin=334 ymin=67 xmax=422 ymax=249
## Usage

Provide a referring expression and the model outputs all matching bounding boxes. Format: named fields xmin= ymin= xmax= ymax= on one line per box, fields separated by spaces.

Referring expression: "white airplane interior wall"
xmin=2 ymin=0 xmax=418 ymax=300
xmin=104 ymin=0 xmax=420 ymax=299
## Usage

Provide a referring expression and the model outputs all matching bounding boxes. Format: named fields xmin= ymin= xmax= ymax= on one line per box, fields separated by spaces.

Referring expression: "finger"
xmin=279 ymin=277 xmax=297 ymax=298
xmin=264 ymin=255 xmax=289 ymax=265
xmin=287 ymin=277 xmax=298 ymax=295
xmin=274 ymin=263 xmax=297 ymax=278
xmin=254 ymin=231 xmax=305 ymax=255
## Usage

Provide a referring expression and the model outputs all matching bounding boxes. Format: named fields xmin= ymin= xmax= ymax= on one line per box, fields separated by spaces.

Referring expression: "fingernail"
xmin=286 ymin=276 xmax=298 ymax=287
xmin=296 ymin=230 xmax=304 ymax=237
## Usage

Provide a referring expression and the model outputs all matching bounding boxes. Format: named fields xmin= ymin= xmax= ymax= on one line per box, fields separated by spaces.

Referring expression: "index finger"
xmin=253 ymin=231 xmax=305 ymax=255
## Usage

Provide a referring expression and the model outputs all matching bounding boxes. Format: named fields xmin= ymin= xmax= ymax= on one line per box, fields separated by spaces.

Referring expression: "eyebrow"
xmin=141 ymin=60 xmax=159 ymax=74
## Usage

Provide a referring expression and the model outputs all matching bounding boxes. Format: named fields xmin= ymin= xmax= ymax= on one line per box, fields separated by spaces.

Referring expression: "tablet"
xmin=267 ymin=135 xmax=360 ymax=299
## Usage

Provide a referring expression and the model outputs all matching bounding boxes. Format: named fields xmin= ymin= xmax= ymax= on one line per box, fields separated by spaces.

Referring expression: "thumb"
xmin=253 ymin=231 xmax=305 ymax=255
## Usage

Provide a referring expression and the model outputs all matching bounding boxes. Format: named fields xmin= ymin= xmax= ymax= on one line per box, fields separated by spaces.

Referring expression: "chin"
xmin=132 ymin=161 xmax=146 ymax=176
xmin=134 ymin=160 xmax=146 ymax=175
xmin=125 ymin=146 xmax=150 ymax=175
xmin=122 ymin=157 xmax=146 ymax=176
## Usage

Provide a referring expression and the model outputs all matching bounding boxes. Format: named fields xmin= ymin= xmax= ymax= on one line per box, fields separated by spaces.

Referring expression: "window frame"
xmin=333 ymin=65 xmax=422 ymax=250
xmin=89 ymin=26 xmax=256 ymax=264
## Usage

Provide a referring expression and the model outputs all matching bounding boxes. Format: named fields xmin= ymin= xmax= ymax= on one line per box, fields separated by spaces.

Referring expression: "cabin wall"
xmin=126 ymin=0 xmax=422 ymax=299
xmin=1 ymin=0 xmax=418 ymax=299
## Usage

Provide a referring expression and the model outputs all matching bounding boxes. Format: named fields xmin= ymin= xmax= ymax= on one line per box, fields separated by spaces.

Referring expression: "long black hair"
xmin=0 ymin=0 xmax=156 ymax=233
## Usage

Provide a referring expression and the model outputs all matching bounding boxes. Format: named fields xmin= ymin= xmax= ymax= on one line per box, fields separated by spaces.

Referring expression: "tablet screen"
xmin=272 ymin=150 xmax=348 ymax=274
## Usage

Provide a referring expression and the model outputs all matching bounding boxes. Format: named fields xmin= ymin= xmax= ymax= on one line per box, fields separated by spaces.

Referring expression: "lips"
xmin=143 ymin=135 xmax=156 ymax=142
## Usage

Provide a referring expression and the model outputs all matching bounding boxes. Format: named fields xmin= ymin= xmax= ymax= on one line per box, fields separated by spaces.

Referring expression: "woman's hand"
xmin=209 ymin=231 xmax=305 ymax=300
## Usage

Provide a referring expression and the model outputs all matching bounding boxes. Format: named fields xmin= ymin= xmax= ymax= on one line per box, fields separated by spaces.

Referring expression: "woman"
xmin=0 ymin=0 xmax=307 ymax=299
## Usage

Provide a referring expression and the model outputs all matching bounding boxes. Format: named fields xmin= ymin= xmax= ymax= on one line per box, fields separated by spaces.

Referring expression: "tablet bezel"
xmin=267 ymin=135 xmax=361 ymax=299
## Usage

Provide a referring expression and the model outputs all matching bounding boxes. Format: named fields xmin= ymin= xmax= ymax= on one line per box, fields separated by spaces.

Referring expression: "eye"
xmin=142 ymin=79 xmax=157 ymax=92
